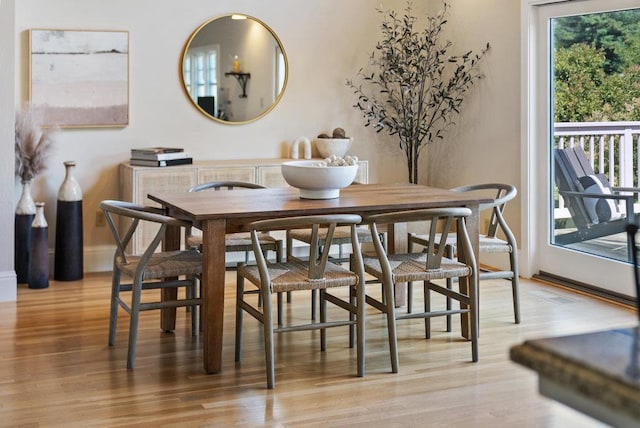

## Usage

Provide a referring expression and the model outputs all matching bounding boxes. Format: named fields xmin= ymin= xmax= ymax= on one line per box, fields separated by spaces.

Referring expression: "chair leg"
xmin=310 ymin=256 xmax=318 ymax=321
xmin=445 ymin=245 xmax=454 ymax=332
xmin=235 ymin=270 xmax=245 ymax=362
xmin=320 ymin=288 xmax=327 ymax=351
xmin=510 ymin=250 xmax=521 ymax=324
xmin=286 ymin=232 xmax=293 ymax=262
xmin=256 ymin=251 xmax=268 ymax=310
xmin=199 ymin=278 xmax=203 ymax=332
xmin=348 ymin=255 xmax=356 ymax=348
xmin=189 ymin=276 xmax=198 ymax=336
xmin=470 ymin=276 xmax=479 ymax=363
xmin=276 ymin=240 xmax=292 ymax=304
xmin=446 ymin=276 xmax=453 ymax=333
xmin=262 ymin=289 xmax=275 ymax=389
xmin=383 ymin=279 xmax=399 ymax=373
xmin=126 ymin=275 xmax=143 ymax=369
xmin=272 ymin=244 xmax=285 ymax=325
xmin=277 ymin=292 xmax=283 ymax=326
xmin=310 ymin=243 xmax=324 ymax=320
xmin=349 ymin=286 xmax=356 ymax=348
xmin=407 ymin=236 xmax=414 ymax=313
xmin=424 ymin=280 xmax=431 ymax=339
xmin=356 ymin=281 xmax=366 ymax=378
xmin=108 ymin=269 xmax=121 ymax=346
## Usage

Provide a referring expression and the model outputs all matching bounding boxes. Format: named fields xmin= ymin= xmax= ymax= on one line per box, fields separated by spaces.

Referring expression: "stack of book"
xmin=130 ymin=147 xmax=193 ymax=167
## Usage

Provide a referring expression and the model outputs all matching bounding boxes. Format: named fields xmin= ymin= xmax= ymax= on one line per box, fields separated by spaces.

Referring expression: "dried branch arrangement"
xmin=15 ymin=104 xmax=56 ymax=182
xmin=347 ymin=1 xmax=489 ymax=184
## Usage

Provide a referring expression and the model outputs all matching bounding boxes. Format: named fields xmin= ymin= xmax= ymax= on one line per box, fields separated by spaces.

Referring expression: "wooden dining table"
xmin=148 ymin=183 xmax=491 ymax=374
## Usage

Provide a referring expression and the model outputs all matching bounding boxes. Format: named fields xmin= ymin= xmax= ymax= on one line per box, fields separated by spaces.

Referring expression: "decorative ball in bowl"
xmin=315 ymin=137 xmax=353 ymax=158
xmin=281 ymin=159 xmax=359 ymax=199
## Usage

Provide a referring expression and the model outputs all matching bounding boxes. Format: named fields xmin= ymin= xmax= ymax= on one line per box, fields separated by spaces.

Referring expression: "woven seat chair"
xmin=100 ymin=200 xmax=202 ymax=369
xmin=235 ymin=214 xmax=366 ymax=389
xmin=363 ymin=207 xmax=479 ymax=373
xmin=186 ymin=181 xmax=284 ymax=265
xmin=186 ymin=181 xmax=289 ymax=323
xmin=408 ymin=183 xmax=520 ymax=328
xmin=287 ymin=224 xmax=387 ymax=319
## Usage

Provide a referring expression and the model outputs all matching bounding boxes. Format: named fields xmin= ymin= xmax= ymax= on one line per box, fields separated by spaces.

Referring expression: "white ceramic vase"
xmin=15 ymin=179 xmax=36 ymax=283
xmin=16 ymin=179 xmax=36 ymax=215
xmin=55 ymin=161 xmax=84 ymax=281
xmin=58 ymin=161 xmax=82 ymax=201
xmin=28 ymin=202 xmax=49 ymax=289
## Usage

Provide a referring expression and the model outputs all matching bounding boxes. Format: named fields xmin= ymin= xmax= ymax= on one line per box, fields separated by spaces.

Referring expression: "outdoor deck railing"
xmin=554 ymin=121 xmax=640 ymax=218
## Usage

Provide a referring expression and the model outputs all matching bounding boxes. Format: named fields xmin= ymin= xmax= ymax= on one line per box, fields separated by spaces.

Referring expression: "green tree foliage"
xmin=599 ymin=67 xmax=640 ymax=121
xmin=553 ymin=9 xmax=640 ymax=122
xmin=554 ymin=10 xmax=640 ymax=74
xmin=554 ymin=45 xmax=606 ymax=122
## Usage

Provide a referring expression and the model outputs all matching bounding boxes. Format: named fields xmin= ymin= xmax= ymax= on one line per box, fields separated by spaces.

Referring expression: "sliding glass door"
xmin=534 ymin=0 xmax=640 ymax=298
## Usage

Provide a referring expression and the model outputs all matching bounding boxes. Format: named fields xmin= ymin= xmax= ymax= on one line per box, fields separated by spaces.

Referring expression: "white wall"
xmin=2 ymin=0 xmax=522 ymax=299
xmin=427 ymin=0 xmax=522 ymax=257
xmin=0 ymin=0 xmax=17 ymax=301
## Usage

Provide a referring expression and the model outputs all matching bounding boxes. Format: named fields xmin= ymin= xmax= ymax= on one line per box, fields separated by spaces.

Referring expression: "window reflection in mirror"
xmin=181 ymin=14 xmax=288 ymax=124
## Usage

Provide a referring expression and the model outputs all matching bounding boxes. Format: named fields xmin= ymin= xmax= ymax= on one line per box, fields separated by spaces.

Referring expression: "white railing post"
xmin=621 ymin=127 xmax=634 ymax=188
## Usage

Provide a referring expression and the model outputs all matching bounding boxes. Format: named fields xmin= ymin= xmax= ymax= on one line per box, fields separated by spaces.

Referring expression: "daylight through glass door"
xmin=549 ymin=7 xmax=640 ymax=264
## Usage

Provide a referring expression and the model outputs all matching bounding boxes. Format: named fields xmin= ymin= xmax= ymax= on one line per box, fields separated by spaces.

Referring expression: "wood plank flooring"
xmin=0 ymin=272 xmax=635 ymax=427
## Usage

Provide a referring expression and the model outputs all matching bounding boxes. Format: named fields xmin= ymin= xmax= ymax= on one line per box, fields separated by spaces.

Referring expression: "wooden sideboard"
xmin=119 ymin=158 xmax=368 ymax=254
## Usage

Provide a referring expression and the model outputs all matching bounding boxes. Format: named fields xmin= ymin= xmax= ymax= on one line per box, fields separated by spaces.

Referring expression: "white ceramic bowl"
xmin=281 ymin=160 xmax=359 ymax=199
xmin=315 ymin=137 xmax=353 ymax=158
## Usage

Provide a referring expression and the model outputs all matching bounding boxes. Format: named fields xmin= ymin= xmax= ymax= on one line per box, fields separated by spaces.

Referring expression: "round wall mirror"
xmin=181 ymin=14 xmax=288 ymax=124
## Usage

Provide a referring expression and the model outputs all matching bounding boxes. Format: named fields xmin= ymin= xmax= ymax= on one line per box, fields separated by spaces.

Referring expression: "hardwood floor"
xmin=0 ymin=272 xmax=634 ymax=427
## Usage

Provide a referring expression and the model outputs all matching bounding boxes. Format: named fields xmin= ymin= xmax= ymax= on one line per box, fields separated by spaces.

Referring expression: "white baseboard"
xmin=0 ymin=269 xmax=17 ymax=302
xmin=481 ymin=251 xmax=518 ymax=273
xmin=84 ymin=245 xmax=115 ymax=273
xmin=46 ymin=245 xmax=115 ymax=276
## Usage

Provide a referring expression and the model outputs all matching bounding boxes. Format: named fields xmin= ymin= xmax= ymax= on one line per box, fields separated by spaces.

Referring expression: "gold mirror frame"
xmin=180 ymin=14 xmax=288 ymax=125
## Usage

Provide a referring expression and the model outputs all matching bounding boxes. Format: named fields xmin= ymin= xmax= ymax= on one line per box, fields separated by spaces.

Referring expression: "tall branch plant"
xmin=347 ymin=1 xmax=489 ymax=184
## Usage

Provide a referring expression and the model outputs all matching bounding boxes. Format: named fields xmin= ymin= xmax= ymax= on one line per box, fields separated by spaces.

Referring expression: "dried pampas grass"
xmin=15 ymin=104 xmax=56 ymax=182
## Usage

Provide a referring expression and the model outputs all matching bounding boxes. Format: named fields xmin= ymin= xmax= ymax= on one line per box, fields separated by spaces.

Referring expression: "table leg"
xmin=202 ymin=219 xmax=227 ymax=374
xmin=160 ymin=222 xmax=180 ymax=331
xmin=458 ymin=205 xmax=480 ymax=339
xmin=386 ymin=222 xmax=408 ymax=307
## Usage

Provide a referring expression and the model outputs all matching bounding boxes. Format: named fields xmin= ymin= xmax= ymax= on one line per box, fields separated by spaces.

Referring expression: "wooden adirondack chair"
xmin=553 ymin=147 xmax=640 ymax=260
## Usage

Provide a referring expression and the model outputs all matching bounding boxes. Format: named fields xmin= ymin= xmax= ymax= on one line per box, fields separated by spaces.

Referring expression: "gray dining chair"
xmin=235 ymin=214 xmax=366 ymax=389
xmin=287 ymin=220 xmax=387 ymax=320
xmin=186 ymin=181 xmax=284 ymax=266
xmin=186 ymin=181 xmax=289 ymax=324
xmin=100 ymin=200 xmax=202 ymax=369
xmin=408 ymin=183 xmax=520 ymax=328
xmin=363 ymin=207 xmax=479 ymax=373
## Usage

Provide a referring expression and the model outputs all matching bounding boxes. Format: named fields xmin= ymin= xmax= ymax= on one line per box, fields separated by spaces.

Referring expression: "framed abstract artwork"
xmin=29 ymin=29 xmax=129 ymax=128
